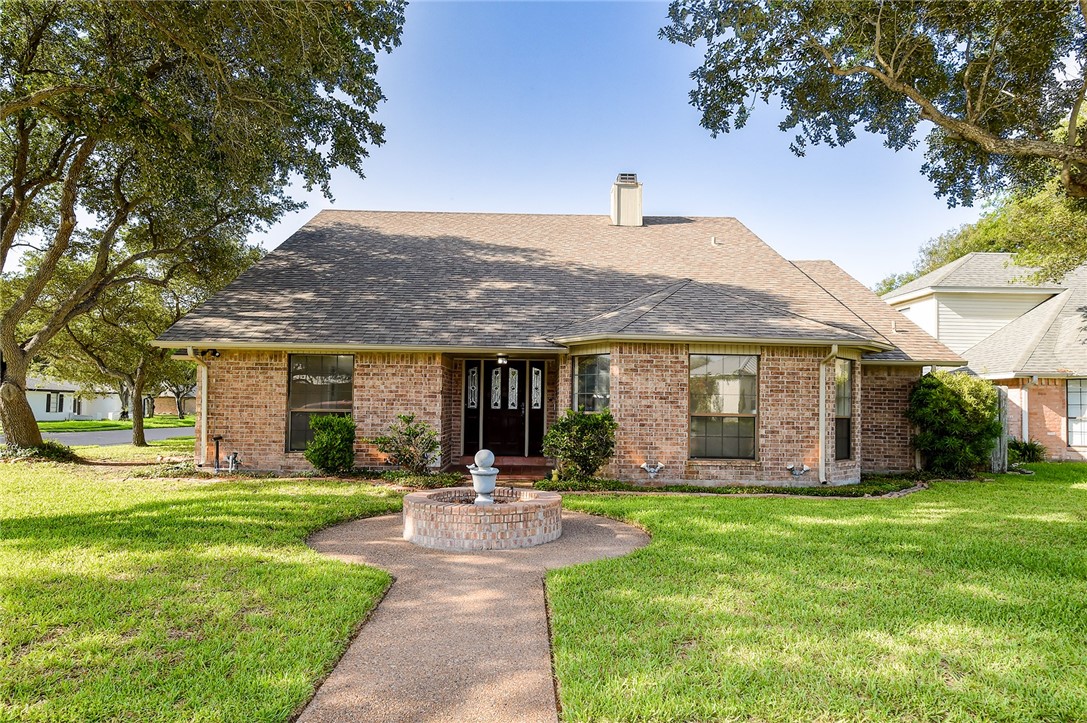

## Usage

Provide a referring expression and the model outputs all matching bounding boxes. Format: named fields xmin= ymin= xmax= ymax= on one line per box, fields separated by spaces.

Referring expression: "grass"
xmin=34 ymin=416 xmax=195 ymax=433
xmin=0 ymin=444 xmax=402 ymax=722
xmin=72 ymin=436 xmax=196 ymax=464
xmin=548 ymin=463 xmax=1087 ymax=722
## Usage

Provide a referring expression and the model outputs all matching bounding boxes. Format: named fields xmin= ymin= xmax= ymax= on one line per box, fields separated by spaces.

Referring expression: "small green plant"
xmin=542 ymin=408 xmax=618 ymax=481
xmin=0 ymin=440 xmax=81 ymax=463
xmin=906 ymin=371 xmax=1002 ymax=477
xmin=303 ymin=414 xmax=356 ymax=474
xmin=1008 ymin=437 xmax=1047 ymax=464
xmin=369 ymin=413 xmax=439 ymax=475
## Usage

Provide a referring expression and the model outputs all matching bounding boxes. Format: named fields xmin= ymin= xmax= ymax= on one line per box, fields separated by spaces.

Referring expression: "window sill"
xmin=687 ymin=458 xmax=759 ymax=467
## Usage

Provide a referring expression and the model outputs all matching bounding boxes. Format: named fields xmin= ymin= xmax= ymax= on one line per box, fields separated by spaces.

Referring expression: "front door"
xmin=464 ymin=359 xmax=546 ymax=457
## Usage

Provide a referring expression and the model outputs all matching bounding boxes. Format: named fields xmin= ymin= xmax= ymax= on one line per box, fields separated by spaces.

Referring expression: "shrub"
xmin=303 ymin=414 xmax=356 ymax=474
xmin=1008 ymin=437 xmax=1047 ymax=464
xmin=369 ymin=413 xmax=439 ymax=475
xmin=906 ymin=371 xmax=1002 ymax=477
xmin=541 ymin=408 xmax=618 ymax=481
xmin=0 ymin=440 xmax=81 ymax=463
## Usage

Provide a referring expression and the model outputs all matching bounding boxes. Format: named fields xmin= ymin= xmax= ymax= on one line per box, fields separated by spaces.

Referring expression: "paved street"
xmin=0 ymin=426 xmax=194 ymax=447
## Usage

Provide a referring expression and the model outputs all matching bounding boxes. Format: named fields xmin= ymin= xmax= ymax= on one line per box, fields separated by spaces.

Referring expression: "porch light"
xmin=496 ymin=353 xmax=508 ymax=365
xmin=640 ymin=460 xmax=664 ymax=479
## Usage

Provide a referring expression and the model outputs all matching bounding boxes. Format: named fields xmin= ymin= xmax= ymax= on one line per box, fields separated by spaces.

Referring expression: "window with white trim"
xmin=573 ymin=354 xmax=610 ymax=412
xmin=690 ymin=354 xmax=758 ymax=459
xmin=1068 ymin=379 xmax=1087 ymax=446
xmin=287 ymin=355 xmax=354 ymax=451
xmin=835 ymin=359 xmax=852 ymax=460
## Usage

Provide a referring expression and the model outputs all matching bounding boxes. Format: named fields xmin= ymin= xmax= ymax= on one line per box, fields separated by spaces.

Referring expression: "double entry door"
xmin=463 ymin=359 xmax=546 ymax=457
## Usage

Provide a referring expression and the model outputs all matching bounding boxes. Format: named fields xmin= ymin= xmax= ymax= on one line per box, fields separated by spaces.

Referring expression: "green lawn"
xmin=549 ymin=464 xmax=1087 ymax=721
xmin=0 ymin=445 xmax=401 ymax=722
xmin=34 ymin=416 xmax=196 ymax=433
xmin=73 ymin=435 xmax=196 ymax=464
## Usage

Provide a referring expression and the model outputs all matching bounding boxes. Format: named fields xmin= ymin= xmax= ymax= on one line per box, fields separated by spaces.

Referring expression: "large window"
xmin=690 ymin=354 xmax=757 ymax=459
xmin=288 ymin=354 xmax=354 ymax=451
xmin=1068 ymin=380 xmax=1087 ymax=446
xmin=574 ymin=354 xmax=610 ymax=412
xmin=835 ymin=359 xmax=852 ymax=460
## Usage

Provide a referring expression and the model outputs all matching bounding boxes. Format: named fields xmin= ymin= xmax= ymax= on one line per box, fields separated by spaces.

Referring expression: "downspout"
xmin=186 ymin=347 xmax=208 ymax=467
xmin=1022 ymin=376 xmax=1036 ymax=441
xmin=818 ymin=344 xmax=838 ymax=483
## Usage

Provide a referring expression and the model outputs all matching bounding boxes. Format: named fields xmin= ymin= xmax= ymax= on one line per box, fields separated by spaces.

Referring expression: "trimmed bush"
xmin=381 ymin=470 xmax=463 ymax=489
xmin=303 ymin=414 xmax=356 ymax=474
xmin=369 ymin=413 xmax=439 ymax=475
xmin=541 ymin=408 xmax=618 ymax=481
xmin=906 ymin=371 xmax=1001 ymax=477
xmin=1009 ymin=437 xmax=1047 ymax=464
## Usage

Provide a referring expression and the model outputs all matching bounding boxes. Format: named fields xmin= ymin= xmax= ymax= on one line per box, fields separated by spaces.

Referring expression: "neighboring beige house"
xmin=156 ymin=176 xmax=961 ymax=485
xmin=884 ymin=253 xmax=1087 ymax=461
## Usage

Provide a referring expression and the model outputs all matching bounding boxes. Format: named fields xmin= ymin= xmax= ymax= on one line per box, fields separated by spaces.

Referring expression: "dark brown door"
xmin=482 ymin=360 xmax=526 ymax=455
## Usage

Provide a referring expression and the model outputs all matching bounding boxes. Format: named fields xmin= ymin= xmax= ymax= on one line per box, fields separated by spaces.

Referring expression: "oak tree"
xmin=0 ymin=0 xmax=403 ymax=446
xmin=663 ymin=1 xmax=1087 ymax=205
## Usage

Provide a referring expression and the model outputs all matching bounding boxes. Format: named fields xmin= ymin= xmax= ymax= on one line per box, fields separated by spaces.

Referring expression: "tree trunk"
xmin=144 ymin=395 xmax=155 ymax=419
xmin=116 ymin=382 xmax=131 ymax=421
xmin=131 ymin=365 xmax=147 ymax=447
xmin=172 ymin=390 xmax=185 ymax=419
xmin=0 ymin=351 xmax=44 ymax=447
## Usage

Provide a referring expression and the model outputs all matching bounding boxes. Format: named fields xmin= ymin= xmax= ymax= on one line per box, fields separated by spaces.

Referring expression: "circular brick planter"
xmin=402 ymin=487 xmax=562 ymax=551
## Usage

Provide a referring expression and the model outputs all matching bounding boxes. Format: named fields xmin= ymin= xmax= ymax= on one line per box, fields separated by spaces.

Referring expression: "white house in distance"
xmin=884 ymin=253 xmax=1087 ymax=461
xmin=26 ymin=376 xmax=123 ymax=422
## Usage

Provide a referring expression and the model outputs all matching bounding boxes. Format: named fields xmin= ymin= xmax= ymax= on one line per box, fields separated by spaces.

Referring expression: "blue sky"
xmin=257 ymin=1 xmax=985 ymax=288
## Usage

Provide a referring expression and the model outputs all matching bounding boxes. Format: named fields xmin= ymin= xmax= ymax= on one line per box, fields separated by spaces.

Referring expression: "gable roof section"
xmin=549 ymin=278 xmax=875 ymax=345
xmin=792 ymin=260 xmax=963 ymax=365
xmin=882 ymin=252 xmax=1063 ymax=300
xmin=964 ymin=267 xmax=1087 ymax=377
xmin=158 ymin=210 xmax=942 ymax=362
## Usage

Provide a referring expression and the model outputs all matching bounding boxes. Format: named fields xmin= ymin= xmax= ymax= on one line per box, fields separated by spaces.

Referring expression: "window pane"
xmin=1070 ymin=418 xmax=1087 ymax=446
xmin=835 ymin=359 xmax=852 ymax=418
xmin=289 ymin=355 xmax=353 ymax=452
xmin=1069 ymin=380 xmax=1087 ymax=419
xmin=835 ymin=417 xmax=851 ymax=460
xmin=574 ymin=354 xmax=610 ymax=411
xmin=690 ymin=415 xmax=756 ymax=459
xmin=690 ymin=354 xmax=757 ymax=415
xmin=289 ymin=355 xmax=353 ymax=412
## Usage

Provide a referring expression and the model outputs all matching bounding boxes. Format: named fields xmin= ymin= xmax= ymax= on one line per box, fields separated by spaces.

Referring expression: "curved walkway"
xmin=299 ymin=511 xmax=649 ymax=723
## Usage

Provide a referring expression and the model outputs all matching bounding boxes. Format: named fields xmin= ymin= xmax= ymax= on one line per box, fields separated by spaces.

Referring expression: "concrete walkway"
xmin=0 ymin=426 xmax=194 ymax=447
xmin=299 ymin=511 xmax=649 ymax=723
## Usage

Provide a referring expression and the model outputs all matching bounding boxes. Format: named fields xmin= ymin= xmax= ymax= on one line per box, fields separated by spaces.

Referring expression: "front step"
xmin=455 ymin=455 xmax=553 ymax=483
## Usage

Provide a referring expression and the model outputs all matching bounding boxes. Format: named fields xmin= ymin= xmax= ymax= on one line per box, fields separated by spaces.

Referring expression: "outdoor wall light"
xmin=496 ymin=353 xmax=509 ymax=365
xmin=640 ymin=460 xmax=664 ymax=479
xmin=201 ymin=349 xmax=221 ymax=358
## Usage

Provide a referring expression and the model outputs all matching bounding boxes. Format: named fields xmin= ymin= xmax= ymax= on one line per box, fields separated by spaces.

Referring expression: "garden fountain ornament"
xmin=467 ymin=449 xmax=499 ymax=505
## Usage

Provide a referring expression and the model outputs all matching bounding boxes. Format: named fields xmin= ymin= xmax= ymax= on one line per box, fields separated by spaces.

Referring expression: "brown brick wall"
xmin=859 ymin=365 xmax=920 ymax=473
xmin=1021 ymin=378 xmax=1087 ymax=461
xmin=200 ymin=350 xmax=452 ymax=472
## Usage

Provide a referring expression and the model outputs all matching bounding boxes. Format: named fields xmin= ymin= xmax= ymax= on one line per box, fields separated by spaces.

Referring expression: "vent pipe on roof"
xmin=610 ymin=173 xmax=643 ymax=227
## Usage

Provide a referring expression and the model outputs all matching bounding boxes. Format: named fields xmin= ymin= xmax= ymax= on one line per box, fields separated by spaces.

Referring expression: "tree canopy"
xmin=0 ymin=0 xmax=404 ymax=446
xmin=875 ymin=180 xmax=1087 ymax=294
xmin=663 ymin=0 xmax=1087 ymax=205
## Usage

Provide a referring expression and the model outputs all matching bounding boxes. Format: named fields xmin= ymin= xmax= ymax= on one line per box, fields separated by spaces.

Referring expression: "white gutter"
xmin=185 ymin=347 xmax=208 ymax=467
xmin=818 ymin=344 xmax=838 ymax=483
xmin=1022 ymin=377 xmax=1036 ymax=441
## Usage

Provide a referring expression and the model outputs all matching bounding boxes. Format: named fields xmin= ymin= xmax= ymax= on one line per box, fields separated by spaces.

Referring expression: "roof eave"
xmin=552 ymin=332 xmax=892 ymax=352
xmin=151 ymin=340 xmax=567 ymax=354
xmin=861 ymin=357 xmax=965 ymax=367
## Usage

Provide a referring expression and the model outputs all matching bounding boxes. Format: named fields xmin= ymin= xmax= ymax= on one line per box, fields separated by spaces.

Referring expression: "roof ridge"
xmin=786 ymin=261 xmax=892 ymax=345
xmin=1012 ymin=288 xmax=1073 ymax=372
xmin=611 ymin=279 xmax=694 ymax=335
xmin=679 ymin=277 xmax=876 ymax=343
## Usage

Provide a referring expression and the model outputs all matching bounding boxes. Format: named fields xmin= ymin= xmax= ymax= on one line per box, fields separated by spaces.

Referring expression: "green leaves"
xmin=369 ymin=413 xmax=440 ymax=476
xmin=907 ymin=370 xmax=1002 ymax=477
xmin=542 ymin=408 xmax=619 ymax=481
xmin=664 ymin=0 xmax=1087 ymax=205
xmin=304 ymin=414 xmax=357 ymax=474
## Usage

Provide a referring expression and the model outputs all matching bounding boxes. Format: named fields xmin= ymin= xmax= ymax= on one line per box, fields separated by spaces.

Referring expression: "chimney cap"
xmin=615 ymin=172 xmax=639 ymax=184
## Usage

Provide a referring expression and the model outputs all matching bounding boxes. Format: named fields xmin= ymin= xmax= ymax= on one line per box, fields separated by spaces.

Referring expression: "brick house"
xmin=886 ymin=253 xmax=1087 ymax=461
xmin=156 ymin=176 xmax=960 ymax=485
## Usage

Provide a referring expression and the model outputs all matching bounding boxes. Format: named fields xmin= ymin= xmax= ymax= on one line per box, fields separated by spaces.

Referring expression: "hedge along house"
xmin=156 ymin=176 xmax=961 ymax=485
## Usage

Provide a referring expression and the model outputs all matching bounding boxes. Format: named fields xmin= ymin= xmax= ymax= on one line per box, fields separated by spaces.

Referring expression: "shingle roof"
xmin=882 ymin=252 xmax=1063 ymax=300
xmin=964 ymin=266 xmax=1087 ymax=377
xmin=158 ymin=210 xmax=945 ymax=362
xmin=792 ymin=260 xmax=963 ymax=364
xmin=25 ymin=376 xmax=80 ymax=392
